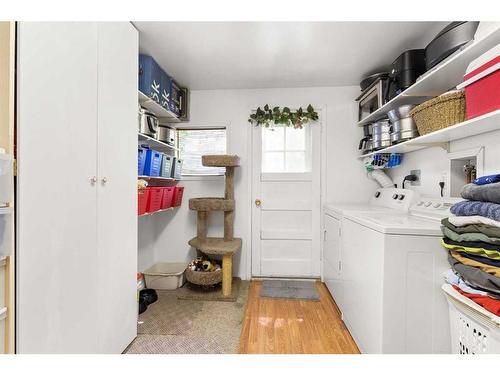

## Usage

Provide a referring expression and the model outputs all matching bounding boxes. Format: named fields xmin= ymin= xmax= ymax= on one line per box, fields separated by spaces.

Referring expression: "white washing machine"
xmin=337 ymin=190 xmax=461 ymax=353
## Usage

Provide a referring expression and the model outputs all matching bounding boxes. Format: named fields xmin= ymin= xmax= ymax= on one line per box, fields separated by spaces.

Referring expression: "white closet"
xmin=17 ymin=22 xmax=138 ymax=353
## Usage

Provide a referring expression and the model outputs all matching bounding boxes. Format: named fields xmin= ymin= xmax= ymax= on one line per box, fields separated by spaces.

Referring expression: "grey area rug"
xmin=260 ymin=279 xmax=320 ymax=301
xmin=124 ymin=280 xmax=249 ymax=354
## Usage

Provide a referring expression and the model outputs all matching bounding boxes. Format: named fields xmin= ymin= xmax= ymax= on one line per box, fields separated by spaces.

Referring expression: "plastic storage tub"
xmin=0 ymin=306 xmax=6 ymax=354
xmin=160 ymin=70 xmax=172 ymax=110
xmin=137 ymin=189 xmax=150 ymax=216
xmin=146 ymin=187 xmax=163 ymax=213
xmin=442 ymin=284 xmax=500 ymax=354
xmin=143 ymin=262 xmax=187 ymax=290
xmin=458 ymin=44 xmax=500 ymax=119
xmin=143 ymin=149 xmax=162 ymax=177
xmin=160 ymin=154 xmax=173 ymax=178
xmin=138 ymin=146 xmax=147 ymax=175
xmin=139 ymin=54 xmax=163 ymax=104
xmin=172 ymin=186 xmax=184 ymax=207
xmin=171 ymin=157 xmax=183 ymax=180
xmin=161 ymin=187 xmax=175 ymax=209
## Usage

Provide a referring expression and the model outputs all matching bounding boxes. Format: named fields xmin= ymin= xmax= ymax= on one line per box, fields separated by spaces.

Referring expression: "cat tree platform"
xmin=188 ymin=154 xmax=240 ymax=297
xmin=189 ymin=197 xmax=235 ymax=211
xmin=201 ymin=155 xmax=240 ymax=167
xmin=188 ymin=237 xmax=242 ymax=256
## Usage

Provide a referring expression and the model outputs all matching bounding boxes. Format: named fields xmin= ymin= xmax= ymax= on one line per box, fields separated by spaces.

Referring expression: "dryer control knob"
xmin=392 ymin=194 xmax=398 ymax=199
xmin=398 ymin=194 xmax=405 ymax=200
xmin=374 ymin=191 xmax=381 ymax=198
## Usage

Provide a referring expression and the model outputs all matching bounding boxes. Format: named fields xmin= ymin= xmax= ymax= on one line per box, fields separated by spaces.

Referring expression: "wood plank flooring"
xmin=239 ymin=280 xmax=360 ymax=354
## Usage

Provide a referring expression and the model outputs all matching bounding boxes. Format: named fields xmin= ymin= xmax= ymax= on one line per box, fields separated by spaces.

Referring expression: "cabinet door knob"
xmin=102 ymin=177 xmax=108 ymax=184
xmin=90 ymin=176 xmax=97 ymax=184
xmin=255 ymin=199 xmax=261 ymax=207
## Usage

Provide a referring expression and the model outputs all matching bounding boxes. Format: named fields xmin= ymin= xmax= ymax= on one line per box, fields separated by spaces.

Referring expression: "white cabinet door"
xmin=323 ymin=214 xmax=343 ymax=310
xmin=96 ymin=22 xmax=138 ymax=353
xmin=17 ymin=22 xmax=100 ymax=353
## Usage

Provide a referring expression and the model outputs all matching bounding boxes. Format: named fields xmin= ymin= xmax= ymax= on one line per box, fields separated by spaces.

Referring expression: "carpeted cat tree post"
xmin=187 ymin=155 xmax=241 ymax=297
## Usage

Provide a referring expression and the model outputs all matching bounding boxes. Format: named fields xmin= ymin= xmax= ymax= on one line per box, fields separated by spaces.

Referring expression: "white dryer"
xmin=337 ymin=191 xmax=461 ymax=353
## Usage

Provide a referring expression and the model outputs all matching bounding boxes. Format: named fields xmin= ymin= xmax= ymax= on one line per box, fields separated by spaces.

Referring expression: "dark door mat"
xmin=177 ymin=277 xmax=241 ymax=302
xmin=260 ymin=279 xmax=320 ymax=300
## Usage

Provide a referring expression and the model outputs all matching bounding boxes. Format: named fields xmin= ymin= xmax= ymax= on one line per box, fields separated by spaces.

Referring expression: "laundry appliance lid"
xmin=342 ymin=210 xmax=442 ymax=236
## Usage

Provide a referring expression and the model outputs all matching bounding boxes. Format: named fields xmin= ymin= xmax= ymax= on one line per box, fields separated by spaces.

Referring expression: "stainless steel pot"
xmin=139 ymin=107 xmax=159 ymax=138
xmin=371 ymin=119 xmax=391 ymax=150
xmin=387 ymin=104 xmax=416 ymax=123
xmin=391 ymin=117 xmax=417 ymax=133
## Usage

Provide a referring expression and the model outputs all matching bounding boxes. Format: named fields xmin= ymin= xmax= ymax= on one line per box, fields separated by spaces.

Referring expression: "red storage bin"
xmin=161 ymin=187 xmax=175 ymax=209
xmin=172 ymin=186 xmax=184 ymax=207
xmin=460 ymin=45 xmax=500 ymax=119
xmin=146 ymin=187 xmax=163 ymax=213
xmin=138 ymin=189 xmax=150 ymax=216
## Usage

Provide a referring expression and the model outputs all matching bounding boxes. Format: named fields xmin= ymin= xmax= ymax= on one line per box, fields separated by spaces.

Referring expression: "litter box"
xmin=143 ymin=262 xmax=187 ymax=290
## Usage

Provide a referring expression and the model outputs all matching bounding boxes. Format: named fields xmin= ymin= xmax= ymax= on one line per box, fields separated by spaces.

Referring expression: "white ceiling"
xmin=134 ymin=22 xmax=447 ymax=90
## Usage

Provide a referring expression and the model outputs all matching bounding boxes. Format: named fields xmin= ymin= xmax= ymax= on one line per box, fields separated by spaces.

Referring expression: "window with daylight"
xmin=177 ymin=127 xmax=227 ymax=176
xmin=261 ymin=126 xmax=312 ymax=173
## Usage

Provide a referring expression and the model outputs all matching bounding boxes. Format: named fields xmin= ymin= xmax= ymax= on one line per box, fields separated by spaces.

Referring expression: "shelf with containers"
xmin=138 ymin=54 xmax=189 ymax=123
xmin=138 ymin=135 xmax=184 ymax=217
xmin=357 ymin=27 xmax=500 ymax=127
xmin=358 ymin=109 xmax=500 ymax=159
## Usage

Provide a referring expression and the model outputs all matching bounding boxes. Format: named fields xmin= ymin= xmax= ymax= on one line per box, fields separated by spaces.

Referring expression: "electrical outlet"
xmin=410 ymin=169 xmax=421 ymax=186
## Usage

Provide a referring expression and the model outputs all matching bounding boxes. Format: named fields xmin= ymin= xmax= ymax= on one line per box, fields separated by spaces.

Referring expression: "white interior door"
xmin=17 ymin=22 xmax=100 ymax=353
xmin=96 ymin=22 xmax=138 ymax=353
xmin=251 ymin=114 xmax=321 ymax=277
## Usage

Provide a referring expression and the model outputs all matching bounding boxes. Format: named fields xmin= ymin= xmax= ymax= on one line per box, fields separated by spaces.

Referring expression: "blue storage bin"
xmin=139 ymin=54 xmax=163 ymax=104
xmin=161 ymin=154 xmax=173 ymax=178
xmin=160 ymin=71 xmax=172 ymax=110
xmin=138 ymin=146 xmax=148 ymax=175
xmin=171 ymin=157 xmax=183 ymax=180
xmin=143 ymin=149 xmax=163 ymax=177
xmin=169 ymin=79 xmax=182 ymax=116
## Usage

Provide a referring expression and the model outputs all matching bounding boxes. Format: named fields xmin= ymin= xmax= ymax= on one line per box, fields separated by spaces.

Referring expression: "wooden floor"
xmin=239 ymin=280 xmax=360 ymax=354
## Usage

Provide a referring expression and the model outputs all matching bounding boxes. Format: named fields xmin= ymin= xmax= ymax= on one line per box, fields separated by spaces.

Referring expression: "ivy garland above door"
xmin=248 ymin=104 xmax=319 ymax=129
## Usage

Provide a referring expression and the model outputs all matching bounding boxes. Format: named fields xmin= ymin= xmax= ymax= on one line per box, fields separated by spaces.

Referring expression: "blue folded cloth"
xmin=450 ymin=200 xmax=500 ymax=222
xmin=474 ymin=174 xmax=500 ymax=186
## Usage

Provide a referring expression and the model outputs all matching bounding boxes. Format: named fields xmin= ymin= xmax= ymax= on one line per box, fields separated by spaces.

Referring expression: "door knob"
xmin=90 ymin=176 xmax=97 ymax=184
xmin=255 ymin=199 xmax=261 ymax=207
xmin=102 ymin=177 xmax=108 ymax=184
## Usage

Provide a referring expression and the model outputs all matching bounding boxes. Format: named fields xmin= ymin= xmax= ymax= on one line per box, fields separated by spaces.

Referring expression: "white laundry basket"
xmin=442 ymin=284 xmax=500 ymax=354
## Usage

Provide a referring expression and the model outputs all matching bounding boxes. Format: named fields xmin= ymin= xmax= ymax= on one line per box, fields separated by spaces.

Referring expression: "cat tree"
xmin=187 ymin=155 xmax=241 ymax=297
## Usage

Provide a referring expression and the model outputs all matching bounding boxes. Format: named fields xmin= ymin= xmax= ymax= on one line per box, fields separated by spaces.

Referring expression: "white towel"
xmin=448 ymin=214 xmax=500 ymax=229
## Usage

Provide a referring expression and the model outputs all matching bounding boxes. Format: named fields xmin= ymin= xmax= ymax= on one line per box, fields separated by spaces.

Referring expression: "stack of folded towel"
xmin=441 ymin=174 xmax=500 ymax=316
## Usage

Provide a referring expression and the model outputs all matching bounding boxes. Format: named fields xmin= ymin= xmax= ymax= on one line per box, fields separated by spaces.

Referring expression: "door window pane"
xmin=285 ymin=151 xmax=307 ymax=172
xmin=261 ymin=125 xmax=312 ymax=173
xmin=262 ymin=152 xmax=284 ymax=173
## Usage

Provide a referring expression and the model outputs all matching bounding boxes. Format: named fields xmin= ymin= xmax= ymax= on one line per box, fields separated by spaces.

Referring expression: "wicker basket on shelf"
xmin=409 ymin=91 xmax=466 ymax=135
xmin=185 ymin=267 xmax=222 ymax=286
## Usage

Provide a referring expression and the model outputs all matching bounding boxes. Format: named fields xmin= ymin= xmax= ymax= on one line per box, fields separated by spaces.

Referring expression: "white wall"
xmin=387 ymin=129 xmax=500 ymax=197
xmin=138 ymin=85 xmax=378 ymax=279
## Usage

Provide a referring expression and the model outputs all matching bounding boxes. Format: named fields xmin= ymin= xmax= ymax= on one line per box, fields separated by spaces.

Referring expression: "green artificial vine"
xmin=248 ymin=104 xmax=319 ymax=129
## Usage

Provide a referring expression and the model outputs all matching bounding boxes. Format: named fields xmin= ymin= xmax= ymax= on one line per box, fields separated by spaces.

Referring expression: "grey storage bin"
xmin=171 ymin=158 xmax=183 ymax=180
xmin=160 ymin=154 xmax=173 ymax=178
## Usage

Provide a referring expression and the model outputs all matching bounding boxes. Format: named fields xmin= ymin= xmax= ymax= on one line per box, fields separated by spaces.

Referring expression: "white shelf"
xmin=138 ymin=175 xmax=179 ymax=183
xmin=358 ymin=109 xmax=500 ymax=159
xmin=357 ymin=27 xmax=500 ymax=127
xmin=138 ymin=132 xmax=179 ymax=152
xmin=138 ymin=207 xmax=177 ymax=217
xmin=138 ymin=91 xmax=180 ymax=123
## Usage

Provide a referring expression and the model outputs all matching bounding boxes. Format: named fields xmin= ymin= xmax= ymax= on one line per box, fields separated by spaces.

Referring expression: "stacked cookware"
xmin=387 ymin=104 xmax=419 ymax=144
xmin=371 ymin=119 xmax=391 ymax=150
